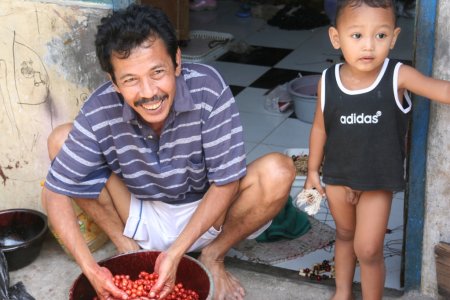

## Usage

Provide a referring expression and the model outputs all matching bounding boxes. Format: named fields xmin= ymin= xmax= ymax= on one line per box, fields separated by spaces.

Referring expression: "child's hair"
xmin=335 ymin=0 xmax=396 ymax=25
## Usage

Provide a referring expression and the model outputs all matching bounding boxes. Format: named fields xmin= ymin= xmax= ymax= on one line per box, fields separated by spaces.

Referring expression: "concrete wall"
xmin=421 ymin=1 xmax=450 ymax=298
xmin=0 ymin=0 xmax=110 ymax=211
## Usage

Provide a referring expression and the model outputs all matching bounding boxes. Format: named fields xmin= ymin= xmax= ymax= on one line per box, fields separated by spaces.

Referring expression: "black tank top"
xmin=322 ymin=58 xmax=411 ymax=191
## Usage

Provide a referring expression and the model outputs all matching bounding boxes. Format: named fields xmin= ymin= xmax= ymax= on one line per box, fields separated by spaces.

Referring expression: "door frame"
xmin=404 ymin=0 xmax=437 ymax=291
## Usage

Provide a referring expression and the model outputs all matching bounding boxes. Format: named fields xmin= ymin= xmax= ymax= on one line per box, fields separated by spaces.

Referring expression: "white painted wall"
xmin=0 ymin=0 xmax=109 ymax=211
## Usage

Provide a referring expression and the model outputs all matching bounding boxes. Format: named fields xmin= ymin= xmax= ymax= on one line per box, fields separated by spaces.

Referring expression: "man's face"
xmin=111 ymin=38 xmax=181 ymax=134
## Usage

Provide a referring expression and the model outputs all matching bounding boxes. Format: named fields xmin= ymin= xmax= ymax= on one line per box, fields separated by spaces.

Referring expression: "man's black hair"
xmin=95 ymin=4 xmax=178 ymax=83
xmin=335 ymin=0 xmax=396 ymax=25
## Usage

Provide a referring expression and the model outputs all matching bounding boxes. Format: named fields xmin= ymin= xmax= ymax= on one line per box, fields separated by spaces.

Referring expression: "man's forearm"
xmin=167 ymin=181 xmax=239 ymax=258
xmin=42 ymin=188 xmax=98 ymax=275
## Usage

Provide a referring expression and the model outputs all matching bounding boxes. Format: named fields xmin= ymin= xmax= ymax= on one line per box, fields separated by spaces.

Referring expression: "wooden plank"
xmin=435 ymin=242 xmax=450 ymax=297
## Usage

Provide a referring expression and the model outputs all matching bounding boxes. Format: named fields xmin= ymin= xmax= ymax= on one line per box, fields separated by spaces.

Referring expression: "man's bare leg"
xmin=75 ymin=175 xmax=140 ymax=253
xmin=199 ymin=152 xmax=295 ymax=300
xmin=46 ymin=123 xmax=139 ymax=254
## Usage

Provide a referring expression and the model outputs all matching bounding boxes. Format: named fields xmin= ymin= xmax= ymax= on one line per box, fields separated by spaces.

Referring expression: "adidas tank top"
xmin=321 ymin=58 xmax=411 ymax=191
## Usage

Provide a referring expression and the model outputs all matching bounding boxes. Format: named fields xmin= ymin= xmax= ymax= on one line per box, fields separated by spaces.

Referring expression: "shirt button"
xmin=147 ymin=135 xmax=153 ymax=139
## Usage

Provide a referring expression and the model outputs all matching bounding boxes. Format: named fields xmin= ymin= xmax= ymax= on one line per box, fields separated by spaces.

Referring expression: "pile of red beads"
xmin=92 ymin=271 xmax=200 ymax=300
xmin=299 ymin=259 xmax=334 ymax=281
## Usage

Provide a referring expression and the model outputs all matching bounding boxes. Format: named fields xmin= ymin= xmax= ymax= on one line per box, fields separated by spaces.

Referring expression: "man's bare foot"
xmin=114 ymin=236 xmax=140 ymax=253
xmin=199 ymin=254 xmax=245 ymax=300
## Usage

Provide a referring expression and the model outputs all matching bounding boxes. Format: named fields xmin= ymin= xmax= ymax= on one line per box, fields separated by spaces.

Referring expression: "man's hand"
xmin=89 ymin=265 xmax=129 ymax=300
xmin=150 ymin=251 xmax=179 ymax=299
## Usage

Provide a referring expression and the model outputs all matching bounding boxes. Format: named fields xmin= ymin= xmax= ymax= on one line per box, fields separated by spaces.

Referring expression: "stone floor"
xmin=7 ymin=233 xmax=433 ymax=300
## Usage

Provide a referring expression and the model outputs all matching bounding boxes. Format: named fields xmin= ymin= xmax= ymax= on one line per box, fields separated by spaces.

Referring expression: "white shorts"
xmin=123 ymin=194 xmax=271 ymax=252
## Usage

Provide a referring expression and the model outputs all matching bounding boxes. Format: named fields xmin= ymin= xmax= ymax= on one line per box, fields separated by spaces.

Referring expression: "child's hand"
xmin=294 ymin=188 xmax=323 ymax=215
xmin=304 ymin=172 xmax=325 ymax=197
xmin=295 ymin=172 xmax=326 ymax=215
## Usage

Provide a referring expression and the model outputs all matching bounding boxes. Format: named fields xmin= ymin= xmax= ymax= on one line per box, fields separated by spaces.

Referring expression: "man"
xmin=42 ymin=4 xmax=295 ymax=300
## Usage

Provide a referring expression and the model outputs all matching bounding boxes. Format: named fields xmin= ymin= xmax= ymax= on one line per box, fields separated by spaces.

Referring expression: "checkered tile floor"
xmin=187 ymin=0 xmax=415 ymax=290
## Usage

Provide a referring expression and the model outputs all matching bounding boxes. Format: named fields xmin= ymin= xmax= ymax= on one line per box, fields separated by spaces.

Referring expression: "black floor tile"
xmin=250 ymin=68 xmax=319 ymax=90
xmin=229 ymin=85 xmax=246 ymax=97
xmin=288 ymin=111 xmax=299 ymax=119
xmin=216 ymin=46 xmax=292 ymax=67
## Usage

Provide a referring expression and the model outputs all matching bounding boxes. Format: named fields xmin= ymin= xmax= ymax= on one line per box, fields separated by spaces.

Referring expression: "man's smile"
xmin=134 ymin=95 xmax=168 ymax=111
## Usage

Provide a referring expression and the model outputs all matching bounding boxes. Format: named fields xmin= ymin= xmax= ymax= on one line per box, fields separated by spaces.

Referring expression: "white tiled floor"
xmin=188 ymin=0 xmax=413 ymax=291
xmin=209 ymin=61 xmax=270 ymax=86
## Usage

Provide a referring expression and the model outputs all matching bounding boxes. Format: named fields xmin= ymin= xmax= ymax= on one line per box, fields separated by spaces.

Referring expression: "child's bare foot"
xmin=330 ymin=292 xmax=355 ymax=300
xmin=199 ymin=254 xmax=245 ymax=300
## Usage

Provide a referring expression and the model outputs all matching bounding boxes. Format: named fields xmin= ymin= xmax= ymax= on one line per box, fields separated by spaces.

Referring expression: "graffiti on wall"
xmin=14 ymin=32 xmax=50 ymax=105
xmin=0 ymin=1 xmax=106 ymax=200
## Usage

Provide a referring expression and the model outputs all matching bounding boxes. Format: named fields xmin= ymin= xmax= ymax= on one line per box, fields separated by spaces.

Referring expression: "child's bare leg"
xmin=326 ymin=185 xmax=357 ymax=300
xmin=354 ymin=190 xmax=392 ymax=300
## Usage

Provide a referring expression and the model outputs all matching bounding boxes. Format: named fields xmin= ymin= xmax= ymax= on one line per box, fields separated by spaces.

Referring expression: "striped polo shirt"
xmin=45 ymin=63 xmax=246 ymax=204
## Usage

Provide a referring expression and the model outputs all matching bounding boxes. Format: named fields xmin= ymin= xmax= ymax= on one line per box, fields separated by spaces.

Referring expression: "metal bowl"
xmin=0 ymin=208 xmax=48 ymax=271
xmin=69 ymin=250 xmax=214 ymax=300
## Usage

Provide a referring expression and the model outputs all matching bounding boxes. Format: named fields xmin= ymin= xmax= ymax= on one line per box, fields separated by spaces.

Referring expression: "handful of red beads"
xmin=93 ymin=271 xmax=200 ymax=300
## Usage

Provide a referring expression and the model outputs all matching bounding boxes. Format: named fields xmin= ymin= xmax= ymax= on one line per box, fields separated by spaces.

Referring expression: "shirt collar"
xmin=121 ymin=72 xmax=195 ymax=123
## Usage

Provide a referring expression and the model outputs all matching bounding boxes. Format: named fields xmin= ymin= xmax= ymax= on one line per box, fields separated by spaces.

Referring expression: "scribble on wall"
xmin=77 ymin=92 xmax=89 ymax=106
xmin=0 ymin=58 xmax=19 ymax=135
xmin=0 ymin=1 xmax=111 ymax=206
xmin=21 ymin=60 xmax=46 ymax=86
xmin=0 ymin=166 xmax=8 ymax=186
xmin=13 ymin=31 xmax=50 ymax=105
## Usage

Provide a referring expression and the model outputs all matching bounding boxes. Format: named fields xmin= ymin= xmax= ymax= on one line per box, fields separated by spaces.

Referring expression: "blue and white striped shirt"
xmin=45 ymin=63 xmax=246 ymax=204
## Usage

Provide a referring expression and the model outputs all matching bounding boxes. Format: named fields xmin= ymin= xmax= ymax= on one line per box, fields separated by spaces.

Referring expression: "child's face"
xmin=329 ymin=4 xmax=401 ymax=72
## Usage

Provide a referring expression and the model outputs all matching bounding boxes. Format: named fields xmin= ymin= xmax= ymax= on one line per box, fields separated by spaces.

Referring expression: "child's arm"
xmin=305 ymin=78 xmax=327 ymax=196
xmin=398 ymin=64 xmax=450 ymax=104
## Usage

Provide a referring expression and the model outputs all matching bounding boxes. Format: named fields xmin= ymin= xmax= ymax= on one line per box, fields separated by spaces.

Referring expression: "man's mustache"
xmin=134 ymin=94 xmax=168 ymax=107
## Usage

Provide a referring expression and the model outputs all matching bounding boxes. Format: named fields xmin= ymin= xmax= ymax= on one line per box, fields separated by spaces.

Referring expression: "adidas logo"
xmin=340 ymin=111 xmax=382 ymax=124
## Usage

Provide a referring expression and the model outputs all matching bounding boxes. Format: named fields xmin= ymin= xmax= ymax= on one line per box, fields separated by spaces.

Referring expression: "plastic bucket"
xmin=288 ymin=75 xmax=320 ymax=124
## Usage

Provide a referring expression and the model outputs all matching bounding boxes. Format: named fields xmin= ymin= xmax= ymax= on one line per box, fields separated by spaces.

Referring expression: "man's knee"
xmin=47 ymin=123 xmax=73 ymax=160
xmin=258 ymin=152 xmax=296 ymax=193
xmin=245 ymin=152 xmax=295 ymax=209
